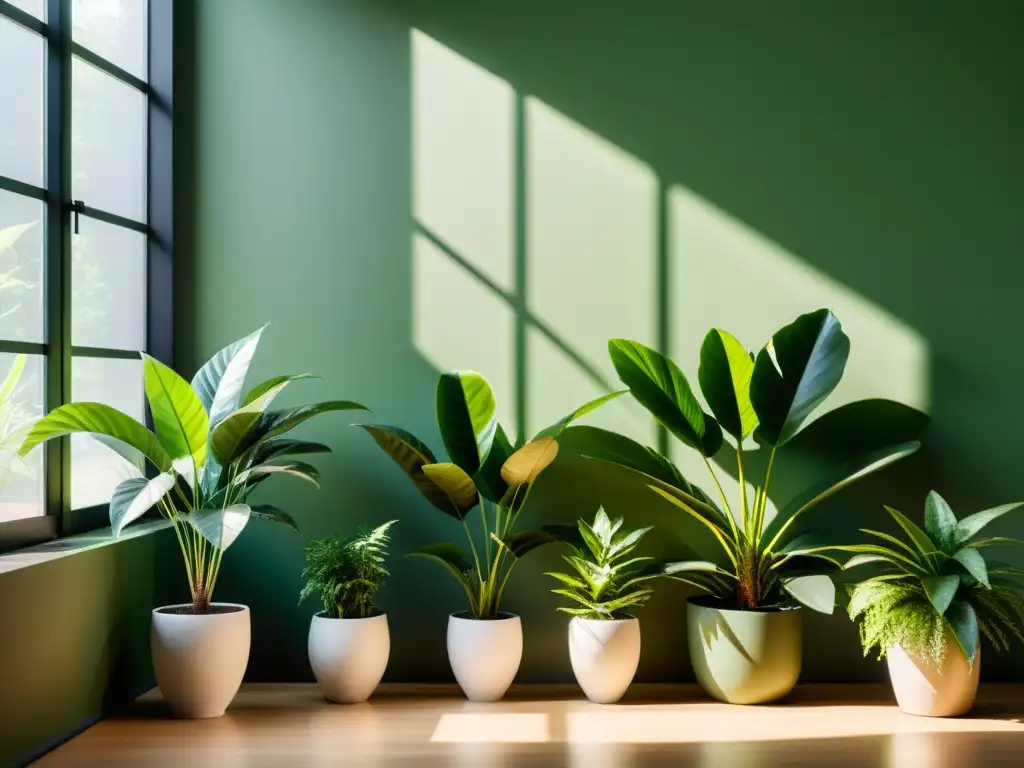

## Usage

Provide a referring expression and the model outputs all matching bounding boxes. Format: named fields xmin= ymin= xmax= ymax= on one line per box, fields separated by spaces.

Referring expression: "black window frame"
xmin=0 ymin=0 xmax=173 ymax=552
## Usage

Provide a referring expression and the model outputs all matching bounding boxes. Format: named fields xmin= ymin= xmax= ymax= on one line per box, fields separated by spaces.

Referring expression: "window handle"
xmin=71 ymin=200 xmax=84 ymax=234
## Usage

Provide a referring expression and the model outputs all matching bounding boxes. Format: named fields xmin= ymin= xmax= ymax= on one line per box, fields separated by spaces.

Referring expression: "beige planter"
xmin=569 ymin=616 xmax=640 ymax=704
xmin=308 ymin=613 xmax=390 ymax=703
xmin=886 ymin=629 xmax=980 ymax=717
xmin=687 ymin=598 xmax=802 ymax=704
xmin=151 ymin=603 xmax=250 ymax=718
xmin=447 ymin=612 xmax=522 ymax=702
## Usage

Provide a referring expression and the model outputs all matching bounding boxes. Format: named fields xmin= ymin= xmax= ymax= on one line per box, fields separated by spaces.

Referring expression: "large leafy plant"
xmin=846 ymin=491 xmax=1024 ymax=663
xmin=547 ymin=508 xmax=662 ymax=620
xmin=358 ymin=371 xmax=623 ymax=620
xmin=18 ymin=327 xmax=367 ymax=613
xmin=578 ymin=309 xmax=925 ymax=613
xmin=300 ymin=520 xmax=397 ymax=619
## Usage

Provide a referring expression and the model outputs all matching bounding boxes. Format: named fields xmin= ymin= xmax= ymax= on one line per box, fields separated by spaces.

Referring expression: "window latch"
xmin=70 ymin=200 xmax=84 ymax=234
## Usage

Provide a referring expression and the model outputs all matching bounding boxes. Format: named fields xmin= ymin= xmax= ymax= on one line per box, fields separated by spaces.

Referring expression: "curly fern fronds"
xmin=299 ymin=520 xmax=397 ymax=619
xmin=848 ymin=581 xmax=946 ymax=662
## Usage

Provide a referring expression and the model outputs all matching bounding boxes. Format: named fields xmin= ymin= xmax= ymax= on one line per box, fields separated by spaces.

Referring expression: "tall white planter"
xmin=886 ymin=629 xmax=980 ymax=717
xmin=569 ymin=616 xmax=640 ymax=704
xmin=308 ymin=613 xmax=390 ymax=703
xmin=151 ymin=603 xmax=250 ymax=718
xmin=447 ymin=612 xmax=522 ymax=702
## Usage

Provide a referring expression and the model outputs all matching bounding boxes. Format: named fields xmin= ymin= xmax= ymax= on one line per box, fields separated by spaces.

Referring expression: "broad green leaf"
xmin=885 ymin=506 xmax=939 ymax=557
xmin=210 ymin=380 xmax=291 ymax=464
xmin=648 ymin=485 xmax=737 ymax=568
xmin=662 ymin=560 xmax=729 ymax=576
xmin=843 ymin=554 xmax=892 ymax=569
xmin=242 ymin=373 xmax=318 ymax=407
xmin=190 ymin=327 xmax=265 ymax=426
xmin=609 ymin=526 xmax=653 ymax=559
xmin=762 ymin=441 xmax=921 ymax=552
xmin=248 ymin=400 xmax=369 ymax=451
xmin=563 ymin=425 xmax=696 ymax=495
xmin=923 ymin=574 xmax=959 ymax=615
xmin=250 ymin=438 xmax=331 ymax=465
xmin=232 ymin=462 xmax=321 ymax=489
xmin=501 ymin=436 xmax=559 ymax=486
xmin=954 ymin=501 xmax=1024 ymax=545
xmin=109 ymin=473 xmax=176 ymax=537
xmin=952 ymin=547 xmax=989 ymax=587
xmin=473 ymin=424 xmax=513 ymax=503
xmin=492 ymin=530 xmax=556 ymax=558
xmin=750 ymin=309 xmax=850 ymax=446
xmin=924 ymin=491 xmax=958 ymax=552
xmin=698 ymin=328 xmax=758 ymax=440
xmin=546 ymin=571 xmax=586 ymax=589
xmin=357 ymin=424 xmax=471 ymax=518
xmin=249 ymin=503 xmax=299 ymax=532
xmin=435 ymin=371 xmax=498 ymax=475
xmin=188 ymin=504 xmax=251 ymax=551
xmin=532 ymin=389 xmax=628 ymax=440
xmin=143 ymin=354 xmax=209 ymax=467
xmin=409 ymin=543 xmax=475 ymax=601
xmin=608 ymin=338 xmax=722 ymax=456
xmin=18 ymin=402 xmax=172 ymax=472
xmin=782 ymin=574 xmax=836 ymax=613
xmin=946 ymin=600 xmax=979 ymax=661
xmin=421 ymin=462 xmax=478 ymax=512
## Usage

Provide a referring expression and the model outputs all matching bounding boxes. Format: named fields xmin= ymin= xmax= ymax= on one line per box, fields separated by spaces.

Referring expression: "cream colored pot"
xmin=886 ymin=629 xmax=980 ymax=717
xmin=568 ymin=616 xmax=640 ymax=704
xmin=447 ymin=612 xmax=522 ymax=702
xmin=308 ymin=613 xmax=390 ymax=703
xmin=151 ymin=603 xmax=250 ymax=718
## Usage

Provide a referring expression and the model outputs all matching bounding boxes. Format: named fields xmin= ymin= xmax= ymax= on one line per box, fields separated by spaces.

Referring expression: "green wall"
xmin=0 ymin=527 xmax=171 ymax=767
xmin=175 ymin=0 xmax=1024 ymax=684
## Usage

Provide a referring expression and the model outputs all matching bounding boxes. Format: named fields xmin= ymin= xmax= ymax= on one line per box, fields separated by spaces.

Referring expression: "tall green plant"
xmin=576 ymin=309 xmax=926 ymax=612
xmin=846 ymin=491 xmax=1024 ymax=662
xmin=300 ymin=520 xmax=397 ymax=619
xmin=358 ymin=371 xmax=623 ymax=619
xmin=18 ymin=327 xmax=367 ymax=613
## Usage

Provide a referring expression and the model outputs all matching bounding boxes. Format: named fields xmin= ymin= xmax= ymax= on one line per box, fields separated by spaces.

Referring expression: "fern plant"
xmin=300 ymin=520 xmax=397 ymax=619
xmin=547 ymin=508 xmax=663 ymax=620
xmin=844 ymin=491 xmax=1024 ymax=663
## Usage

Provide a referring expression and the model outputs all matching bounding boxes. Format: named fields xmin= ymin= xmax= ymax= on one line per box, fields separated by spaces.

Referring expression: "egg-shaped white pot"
xmin=886 ymin=629 xmax=980 ymax=717
xmin=568 ymin=616 xmax=640 ymax=704
xmin=308 ymin=612 xmax=390 ymax=703
xmin=151 ymin=603 xmax=250 ymax=718
xmin=447 ymin=612 xmax=522 ymax=702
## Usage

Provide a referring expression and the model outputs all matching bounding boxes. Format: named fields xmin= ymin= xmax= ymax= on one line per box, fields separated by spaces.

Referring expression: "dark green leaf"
xmin=435 ymin=371 xmax=498 ymax=475
xmin=250 ymin=438 xmax=331 ymax=465
xmin=924 ymin=491 xmax=959 ymax=552
xmin=473 ymin=424 xmax=513 ymax=504
xmin=210 ymin=380 xmax=291 ymax=463
xmin=946 ymin=600 xmax=979 ymax=661
xmin=952 ymin=547 xmax=989 ymax=587
xmin=408 ymin=543 xmax=475 ymax=601
xmin=109 ymin=473 xmax=176 ymax=537
xmin=608 ymin=339 xmax=722 ymax=456
xmin=782 ymin=574 xmax=836 ymax=614
xmin=885 ymin=506 xmax=939 ymax=557
xmin=493 ymin=530 xmax=556 ymax=558
xmin=954 ymin=502 xmax=1024 ymax=545
xmin=249 ymin=503 xmax=299 ymax=532
xmin=923 ymin=574 xmax=960 ymax=615
xmin=750 ymin=309 xmax=850 ymax=446
xmin=242 ymin=373 xmax=317 ymax=407
xmin=698 ymin=328 xmax=758 ymax=440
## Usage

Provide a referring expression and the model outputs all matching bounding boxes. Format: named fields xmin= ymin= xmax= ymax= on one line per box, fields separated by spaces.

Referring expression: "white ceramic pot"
xmin=447 ymin=612 xmax=522 ymax=702
xmin=886 ymin=629 xmax=980 ymax=717
xmin=151 ymin=603 xmax=250 ymax=718
xmin=568 ymin=616 xmax=640 ymax=704
xmin=308 ymin=612 xmax=390 ymax=703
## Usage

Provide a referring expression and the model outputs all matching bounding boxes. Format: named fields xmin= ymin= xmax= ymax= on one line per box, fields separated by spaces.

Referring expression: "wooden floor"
xmin=35 ymin=684 xmax=1024 ymax=767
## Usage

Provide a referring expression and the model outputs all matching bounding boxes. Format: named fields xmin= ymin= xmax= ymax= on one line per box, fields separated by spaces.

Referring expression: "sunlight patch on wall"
xmin=525 ymin=98 xmax=659 ymax=445
xmin=412 ymin=233 xmax=517 ymax=428
xmin=412 ymin=29 xmax=515 ymax=292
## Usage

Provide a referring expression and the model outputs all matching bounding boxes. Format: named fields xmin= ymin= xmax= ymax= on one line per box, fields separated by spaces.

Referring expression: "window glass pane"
xmin=72 ymin=57 xmax=147 ymax=223
xmin=72 ymin=0 xmax=148 ymax=82
xmin=0 ymin=191 xmax=45 ymax=343
xmin=0 ymin=18 xmax=44 ymax=187
xmin=71 ymin=357 xmax=144 ymax=509
xmin=73 ymin=218 xmax=146 ymax=350
xmin=0 ymin=353 xmax=44 ymax=522
xmin=6 ymin=0 xmax=45 ymax=20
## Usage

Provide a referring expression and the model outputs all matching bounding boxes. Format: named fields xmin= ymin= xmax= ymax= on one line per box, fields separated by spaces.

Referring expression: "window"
xmin=0 ymin=0 xmax=172 ymax=550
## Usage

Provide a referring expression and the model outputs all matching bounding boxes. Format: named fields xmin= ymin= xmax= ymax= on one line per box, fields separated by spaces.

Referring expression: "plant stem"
xmin=703 ymin=455 xmax=738 ymax=541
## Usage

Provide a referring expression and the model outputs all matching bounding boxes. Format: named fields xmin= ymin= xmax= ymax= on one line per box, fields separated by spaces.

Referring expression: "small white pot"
xmin=569 ymin=616 xmax=640 ymax=704
xmin=447 ymin=612 xmax=522 ymax=702
xmin=151 ymin=603 xmax=250 ymax=718
xmin=308 ymin=612 xmax=390 ymax=703
xmin=886 ymin=629 xmax=980 ymax=717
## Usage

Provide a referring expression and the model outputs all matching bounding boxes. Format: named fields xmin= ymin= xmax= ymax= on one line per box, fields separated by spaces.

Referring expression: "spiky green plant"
xmin=546 ymin=508 xmax=663 ymax=620
xmin=300 ymin=520 xmax=397 ymax=619
xmin=845 ymin=490 xmax=1024 ymax=663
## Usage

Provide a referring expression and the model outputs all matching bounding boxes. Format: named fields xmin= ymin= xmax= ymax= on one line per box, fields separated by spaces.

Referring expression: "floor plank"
xmin=34 ymin=684 xmax=1024 ymax=767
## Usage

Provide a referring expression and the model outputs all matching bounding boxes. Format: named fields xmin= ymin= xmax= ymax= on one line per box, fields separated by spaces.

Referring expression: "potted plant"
xmin=358 ymin=370 xmax=622 ymax=701
xmin=547 ymin=508 xmax=662 ymax=703
xmin=300 ymin=520 xmax=397 ymax=703
xmin=18 ymin=327 xmax=367 ymax=718
xmin=569 ymin=309 xmax=927 ymax=703
xmin=845 ymin=490 xmax=1024 ymax=716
